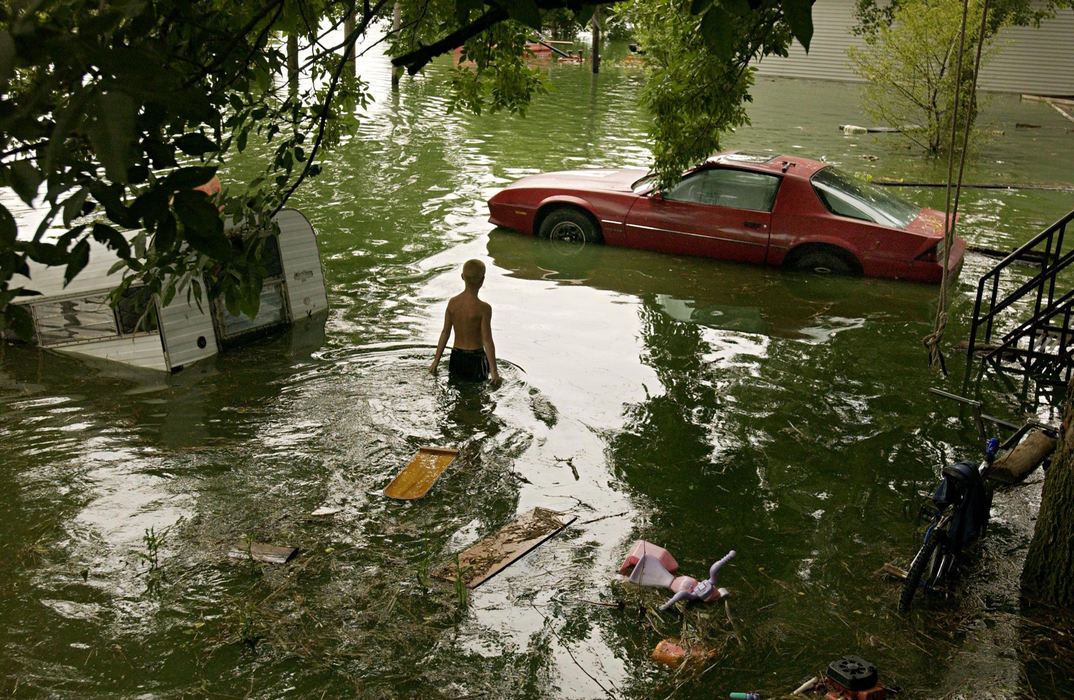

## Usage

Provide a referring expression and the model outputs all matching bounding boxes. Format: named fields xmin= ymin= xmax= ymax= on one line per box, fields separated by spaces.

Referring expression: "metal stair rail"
xmin=968 ymin=208 xmax=1074 ymax=385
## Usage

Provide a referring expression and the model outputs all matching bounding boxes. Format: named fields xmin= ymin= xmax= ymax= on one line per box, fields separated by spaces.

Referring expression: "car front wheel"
xmin=539 ymin=208 xmax=602 ymax=245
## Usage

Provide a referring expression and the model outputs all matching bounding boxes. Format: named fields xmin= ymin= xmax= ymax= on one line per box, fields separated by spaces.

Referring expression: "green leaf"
xmin=92 ymin=223 xmax=132 ymax=259
xmin=87 ymin=91 xmax=138 ymax=184
xmin=10 ymin=162 xmax=42 ymax=205
xmin=0 ymin=204 xmax=15 ymax=246
xmin=62 ymin=189 xmax=89 ymax=227
xmin=154 ymin=212 xmax=177 ymax=252
xmin=18 ymin=241 xmax=68 ymax=266
xmin=127 ymin=165 xmax=149 ymax=184
xmin=89 ymin=183 xmax=138 ymax=229
xmin=175 ymin=133 xmax=219 ymax=156
xmin=173 ymin=190 xmax=229 ymax=260
xmin=700 ymin=6 xmax=734 ymax=60
xmin=573 ymin=6 xmax=595 ymax=26
xmin=690 ymin=0 xmax=713 ymax=14
xmin=144 ymin=139 xmax=177 ymax=169
xmin=723 ymin=0 xmax=752 ymax=16
xmin=1 ymin=303 xmax=36 ymax=342
xmin=504 ymin=0 xmax=543 ymax=29
xmin=164 ymin=166 xmax=218 ymax=191
xmin=131 ymin=187 xmax=170 ymax=227
xmin=782 ymin=0 xmax=814 ymax=51
xmin=64 ymin=239 xmax=91 ymax=287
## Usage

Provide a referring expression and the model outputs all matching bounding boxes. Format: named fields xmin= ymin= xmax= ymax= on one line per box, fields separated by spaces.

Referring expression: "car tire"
xmin=786 ymin=247 xmax=860 ymax=276
xmin=539 ymin=208 xmax=602 ymax=245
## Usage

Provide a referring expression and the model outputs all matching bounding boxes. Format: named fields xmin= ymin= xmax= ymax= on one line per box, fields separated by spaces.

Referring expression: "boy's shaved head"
xmin=462 ymin=259 xmax=485 ymax=285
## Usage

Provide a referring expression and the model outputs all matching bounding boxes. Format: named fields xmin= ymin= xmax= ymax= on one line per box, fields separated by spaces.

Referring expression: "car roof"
xmin=703 ymin=151 xmax=829 ymax=177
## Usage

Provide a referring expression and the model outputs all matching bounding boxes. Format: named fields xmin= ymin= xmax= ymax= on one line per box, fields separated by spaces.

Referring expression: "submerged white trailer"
xmin=6 ymin=208 xmax=328 ymax=372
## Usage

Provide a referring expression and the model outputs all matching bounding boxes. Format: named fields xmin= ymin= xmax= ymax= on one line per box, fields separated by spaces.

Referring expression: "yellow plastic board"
xmin=433 ymin=507 xmax=576 ymax=588
xmin=383 ymin=446 xmax=459 ymax=500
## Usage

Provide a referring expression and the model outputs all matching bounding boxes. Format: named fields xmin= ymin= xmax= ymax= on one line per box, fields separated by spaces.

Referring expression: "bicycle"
xmin=898 ymin=436 xmax=1000 ymax=611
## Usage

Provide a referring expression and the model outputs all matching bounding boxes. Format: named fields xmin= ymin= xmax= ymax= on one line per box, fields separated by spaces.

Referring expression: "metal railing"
xmin=968 ymin=208 xmax=1074 ymax=384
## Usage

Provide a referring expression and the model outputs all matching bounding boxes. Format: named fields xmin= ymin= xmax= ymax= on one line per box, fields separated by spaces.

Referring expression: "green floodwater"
xmin=3 ymin=43 xmax=1074 ymax=698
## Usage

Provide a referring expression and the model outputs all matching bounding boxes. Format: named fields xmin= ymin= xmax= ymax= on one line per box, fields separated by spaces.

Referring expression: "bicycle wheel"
xmin=899 ymin=533 xmax=941 ymax=611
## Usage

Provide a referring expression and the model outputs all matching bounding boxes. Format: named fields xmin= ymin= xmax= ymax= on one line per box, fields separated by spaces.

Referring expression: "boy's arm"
xmin=430 ymin=305 xmax=452 ymax=373
xmin=481 ymin=304 xmax=499 ymax=382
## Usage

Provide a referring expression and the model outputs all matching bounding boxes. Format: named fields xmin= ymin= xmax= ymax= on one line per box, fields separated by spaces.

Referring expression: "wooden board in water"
xmin=433 ymin=507 xmax=576 ymax=588
xmin=383 ymin=446 xmax=459 ymax=500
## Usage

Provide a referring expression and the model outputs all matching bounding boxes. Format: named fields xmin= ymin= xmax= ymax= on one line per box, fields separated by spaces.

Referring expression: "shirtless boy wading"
xmin=430 ymin=259 xmax=500 ymax=383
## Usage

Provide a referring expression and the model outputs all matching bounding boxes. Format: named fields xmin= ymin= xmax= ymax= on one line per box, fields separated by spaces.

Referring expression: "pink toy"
xmin=627 ymin=549 xmax=736 ymax=611
xmin=619 ymin=540 xmax=678 ymax=576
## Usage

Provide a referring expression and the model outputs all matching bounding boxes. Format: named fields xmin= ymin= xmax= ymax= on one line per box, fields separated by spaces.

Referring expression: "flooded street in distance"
xmin=3 ymin=41 xmax=1074 ymax=697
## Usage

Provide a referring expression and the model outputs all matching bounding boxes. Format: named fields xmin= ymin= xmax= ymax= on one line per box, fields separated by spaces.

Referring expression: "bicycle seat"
xmin=941 ymin=461 xmax=980 ymax=485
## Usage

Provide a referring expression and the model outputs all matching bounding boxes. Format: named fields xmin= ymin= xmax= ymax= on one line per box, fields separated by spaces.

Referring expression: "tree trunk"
xmin=1021 ymin=378 xmax=1074 ymax=607
xmin=391 ymin=1 xmax=403 ymax=90
xmin=344 ymin=12 xmax=356 ymax=76
xmin=591 ymin=7 xmax=600 ymax=74
xmin=287 ymin=33 xmax=299 ymax=97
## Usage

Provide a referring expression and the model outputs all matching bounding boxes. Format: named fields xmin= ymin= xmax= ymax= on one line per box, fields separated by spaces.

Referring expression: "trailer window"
xmin=214 ymin=280 xmax=288 ymax=343
xmin=116 ymin=287 xmax=159 ymax=335
xmin=32 ymin=289 xmax=158 ymax=347
xmin=34 ymin=295 xmax=119 ymax=346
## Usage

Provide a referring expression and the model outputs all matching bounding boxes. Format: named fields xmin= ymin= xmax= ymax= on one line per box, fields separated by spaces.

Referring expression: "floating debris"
xmin=383 ymin=446 xmax=459 ymax=500
xmin=650 ymin=638 xmax=714 ymax=668
xmin=433 ymin=507 xmax=575 ymax=588
xmin=228 ymin=541 xmax=298 ymax=564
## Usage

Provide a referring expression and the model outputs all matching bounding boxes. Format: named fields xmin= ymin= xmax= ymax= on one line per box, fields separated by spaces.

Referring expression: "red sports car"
xmin=487 ymin=151 xmax=965 ymax=283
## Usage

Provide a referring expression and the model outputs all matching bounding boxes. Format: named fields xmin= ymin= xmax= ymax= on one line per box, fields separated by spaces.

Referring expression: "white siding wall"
xmin=58 ymin=335 xmax=169 ymax=371
xmin=754 ymin=0 xmax=1074 ymax=97
xmin=754 ymin=0 xmax=867 ymax=83
xmin=275 ymin=208 xmax=329 ymax=319
xmin=158 ymin=283 xmax=219 ymax=371
xmin=983 ymin=8 xmax=1074 ymax=95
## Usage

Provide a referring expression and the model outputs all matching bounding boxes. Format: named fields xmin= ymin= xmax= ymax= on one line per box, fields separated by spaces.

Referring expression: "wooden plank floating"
xmin=433 ymin=507 xmax=576 ymax=588
xmin=228 ymin=541 xmax=298 ymax=565
xmin=989 ymin=429 xmax=1057 ymax=485
xmin=383 ymin=446 xmax=459 ymax=500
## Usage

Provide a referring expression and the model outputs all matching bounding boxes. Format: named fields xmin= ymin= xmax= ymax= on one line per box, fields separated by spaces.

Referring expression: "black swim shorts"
xmin=448 ymin=347 xmax=489 ymax=381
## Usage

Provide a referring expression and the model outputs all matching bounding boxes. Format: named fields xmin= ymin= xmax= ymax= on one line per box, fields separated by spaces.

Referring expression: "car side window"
xmin=663 ymin=168 xmax=780 ymax=212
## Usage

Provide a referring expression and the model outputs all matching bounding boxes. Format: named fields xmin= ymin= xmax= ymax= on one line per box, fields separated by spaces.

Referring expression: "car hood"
xmin=501 ymin=168 xmax=649 ymax=193
xmin=906 ymin=206 xmax=957 ymax=238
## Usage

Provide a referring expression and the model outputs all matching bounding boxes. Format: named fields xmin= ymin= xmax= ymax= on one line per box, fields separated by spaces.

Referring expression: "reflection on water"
xmin=3 ymin=38 xmax=1074 ymax=698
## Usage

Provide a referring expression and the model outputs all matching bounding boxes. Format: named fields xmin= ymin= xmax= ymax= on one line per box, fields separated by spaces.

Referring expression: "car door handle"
xmin=744 ymin=221 xmax=767 ymax=229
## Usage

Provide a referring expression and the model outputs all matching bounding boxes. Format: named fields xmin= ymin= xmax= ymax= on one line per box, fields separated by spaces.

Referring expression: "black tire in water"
xmin=899 ymin=534 xmax=941 ymax=611
xmin=787 ymin=247 xmax=859 ymax=276
xmin=538 ymin=208 xmax=601 ymax=244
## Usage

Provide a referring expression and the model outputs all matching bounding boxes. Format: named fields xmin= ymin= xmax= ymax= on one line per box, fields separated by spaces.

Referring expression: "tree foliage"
xmin=847 ymin=0 xmax=989 ymax=154
xmin=619 ymin=0 xmax=799 ymax=186
xmin=848 ymin=0 xmax=1073 ymax=154
xmin=1 ymin=0 xmax=814 ymax=337
xmin=0 ymin=0 xmax=379 ymax=337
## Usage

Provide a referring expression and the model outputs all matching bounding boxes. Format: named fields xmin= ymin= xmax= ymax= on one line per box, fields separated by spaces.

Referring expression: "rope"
xmin=924 ymin=0 xmax=991 ymax=373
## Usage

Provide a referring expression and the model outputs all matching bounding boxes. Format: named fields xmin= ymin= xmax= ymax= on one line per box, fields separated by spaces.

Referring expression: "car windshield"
xmin=811 ymin=166 xmax=921 ymax=228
